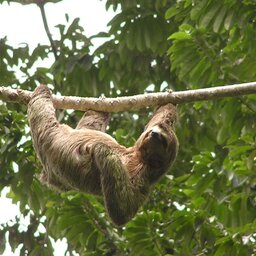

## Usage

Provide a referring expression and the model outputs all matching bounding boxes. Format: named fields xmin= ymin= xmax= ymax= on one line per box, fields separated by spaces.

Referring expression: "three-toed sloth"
xmin=28 ymin=85 xmax=178 ymax=226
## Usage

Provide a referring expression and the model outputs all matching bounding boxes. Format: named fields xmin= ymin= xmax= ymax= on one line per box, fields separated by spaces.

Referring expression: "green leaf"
xmin=165 ymin=6 xmax=180 ymax=19
xmin=168 ymin=31 xmax=192 ymax=40
xmin=224 ymin=10 xmax=235 ymax=30
xmin=135 ymin=21 xmax=144 ymax=51
xmin=86 ymin=230 xmax=98 ymax=250
xmin=189 ymin=57 xmax=211 ymax=85
xmin=213 ymin=6 xmax=228 ymax=33
xmin=0 ymin=231 xmax=6 ymax=254
xmin=190 ymin=0 xmax=209 ymax=20
xmin=126 ymin=23 xmax=136 ymax=50
xmin=143 ymin=18 xmax=152 ymax=49
xmin=199 ymin=1 xmax=222 ymax=28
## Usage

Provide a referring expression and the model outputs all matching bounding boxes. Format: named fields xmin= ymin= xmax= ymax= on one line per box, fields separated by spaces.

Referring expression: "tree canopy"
xmin=0 ymin=0 xmax=256 ymax=255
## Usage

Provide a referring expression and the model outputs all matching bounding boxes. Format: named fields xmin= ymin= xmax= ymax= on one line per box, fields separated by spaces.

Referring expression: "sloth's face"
xmin=138 ymin=125 xmax=175 ymax=167
xmin=149 ymin=126 xmax=169 ymax=149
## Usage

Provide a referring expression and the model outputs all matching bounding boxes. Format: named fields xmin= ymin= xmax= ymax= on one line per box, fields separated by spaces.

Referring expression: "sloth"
xmin=27 ymin=85 xmax=178 ymax=226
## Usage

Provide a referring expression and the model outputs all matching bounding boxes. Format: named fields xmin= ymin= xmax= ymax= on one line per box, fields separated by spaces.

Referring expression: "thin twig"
xmin=239 ymin=98 xmax=256 ymax=113
xmin=0 ymin=82 xmax=256 ymax=112
xmin=38 ymin=2 xmax=58 ymax=60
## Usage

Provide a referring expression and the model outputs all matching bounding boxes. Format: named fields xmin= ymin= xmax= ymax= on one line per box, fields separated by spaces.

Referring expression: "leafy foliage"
xmin=0 ymin=0 xmax=256 ymax=255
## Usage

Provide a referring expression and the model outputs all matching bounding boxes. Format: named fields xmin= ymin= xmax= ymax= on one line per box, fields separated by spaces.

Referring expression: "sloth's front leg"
xmin=92 ymin=143 xmax=145 ymax=226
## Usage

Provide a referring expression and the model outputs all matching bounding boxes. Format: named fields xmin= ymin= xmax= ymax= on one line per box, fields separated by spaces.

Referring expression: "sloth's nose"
xmin=151 ymin=131 xmax=160 ymax=140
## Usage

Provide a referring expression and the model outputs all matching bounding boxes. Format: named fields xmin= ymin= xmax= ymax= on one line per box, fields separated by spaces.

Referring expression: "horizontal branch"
xmin=0 ymin=82 xmax=256 ymax=112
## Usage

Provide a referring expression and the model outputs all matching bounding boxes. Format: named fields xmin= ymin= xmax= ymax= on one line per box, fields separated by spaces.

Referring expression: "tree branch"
xmin=0 ymin=82 xmax=256 ymax=112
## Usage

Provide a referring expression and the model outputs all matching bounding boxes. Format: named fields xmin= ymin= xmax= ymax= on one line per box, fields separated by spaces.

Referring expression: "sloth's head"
xmin=137 ymin=124 xmax=178 ymax=170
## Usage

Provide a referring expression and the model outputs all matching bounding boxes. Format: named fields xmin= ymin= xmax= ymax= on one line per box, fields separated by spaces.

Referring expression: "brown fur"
xmin=27 ymin=85 xmax=178 ymax=226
